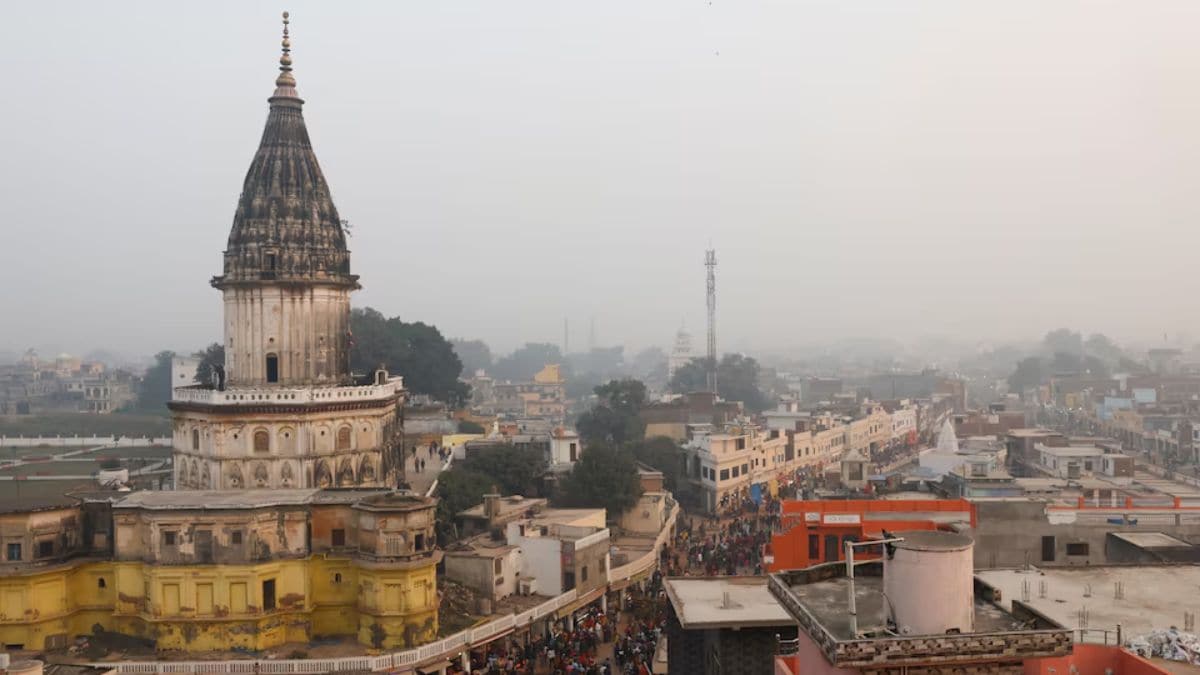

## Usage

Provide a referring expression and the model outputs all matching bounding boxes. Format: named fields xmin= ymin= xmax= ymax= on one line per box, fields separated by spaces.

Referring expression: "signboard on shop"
xmin=822 ymin=514 xmax=862 ymax=525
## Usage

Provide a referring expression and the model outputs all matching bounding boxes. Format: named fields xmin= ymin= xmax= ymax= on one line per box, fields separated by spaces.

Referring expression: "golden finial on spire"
xmin=275 ymin=11 xmax=296 ymax=90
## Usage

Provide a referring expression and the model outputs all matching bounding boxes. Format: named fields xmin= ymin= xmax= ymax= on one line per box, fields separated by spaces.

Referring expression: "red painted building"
xmin=767 ymin=499 xmax=977 ymax=572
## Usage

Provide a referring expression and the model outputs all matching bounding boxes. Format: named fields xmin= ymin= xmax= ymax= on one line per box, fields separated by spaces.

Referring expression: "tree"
xmin=1043 ymin=329 xmax=1083 ymax=357
xmin=457 ymin=420 xmax=485 ymax=434
xmin=670 ymin=354 xmax=770 ymax=411
xmin=350 ymin=308 xmax=469 ymax=406
xmin=556 ymin=443 xmax=642 ymax=518
xmin=629 ymin=347 xmax=668 ymax=380
xmin=434 ymin=468 xmax=494 ymax=544
xmin=135 ymin=351 xmax=175 ymax=413
xmin=460 ymin=445 xmax=545 ymax=497
xmin=491 ymin=343 xmax=563 ymax=382
xmin=717 ymin=353 xmax=770 ymax=411
xmin=629 ymin=436 xmax=682 ymax=492
xmin=1085 ymin=333 xmax=1124 ymax=365
xmin=1007 ymin=356 xmax=1045 ymax=393
xmin=669 ymin=357 xmax=711 ymax=393
xmin=451 ymin=339 xmax=493 ymax=376
xmin=576 ymin=379 xmax=647 ymax=445
xmin=193 ymin=342 xmax=225 ymax=386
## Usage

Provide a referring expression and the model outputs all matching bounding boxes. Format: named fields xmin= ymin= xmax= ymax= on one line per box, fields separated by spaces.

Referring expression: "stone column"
xmin=460 ymin=651 xmax=470 ymax=673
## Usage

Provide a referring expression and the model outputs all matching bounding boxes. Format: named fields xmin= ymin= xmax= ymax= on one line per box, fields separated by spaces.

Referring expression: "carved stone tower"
xmin=170 ymin=14 xmax=405 ymax=491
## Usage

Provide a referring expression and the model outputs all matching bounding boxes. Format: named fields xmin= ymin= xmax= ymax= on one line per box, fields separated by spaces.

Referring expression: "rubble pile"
xmin=1128 ymin=628 xmax=1200 ymax=665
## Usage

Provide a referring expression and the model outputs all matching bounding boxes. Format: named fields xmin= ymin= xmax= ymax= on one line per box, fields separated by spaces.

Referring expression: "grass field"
xmin=0 ymin=413 xmax=170 ymax=437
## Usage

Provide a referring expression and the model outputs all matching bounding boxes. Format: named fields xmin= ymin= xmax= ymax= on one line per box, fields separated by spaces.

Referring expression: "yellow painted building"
xmin=0 ymin=489 xmax=440 ymax=652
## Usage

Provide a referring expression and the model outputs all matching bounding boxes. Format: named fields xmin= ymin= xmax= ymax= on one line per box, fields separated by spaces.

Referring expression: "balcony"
xmin=172 ymin=377 xmax=404 ymax=406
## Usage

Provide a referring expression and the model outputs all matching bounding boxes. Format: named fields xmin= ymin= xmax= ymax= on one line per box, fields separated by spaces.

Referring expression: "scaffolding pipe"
xmin=846 ymin=536 xmax=906 ymax=638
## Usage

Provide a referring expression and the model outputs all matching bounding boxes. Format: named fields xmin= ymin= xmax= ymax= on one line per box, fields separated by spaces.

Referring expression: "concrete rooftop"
xmin=664 ymin=577 xmax=793 ymax=629
xmin=784 ymin=575 xmax=1021 ymax=639
xmin=977 ymin=566 xmax=1200 ymax=638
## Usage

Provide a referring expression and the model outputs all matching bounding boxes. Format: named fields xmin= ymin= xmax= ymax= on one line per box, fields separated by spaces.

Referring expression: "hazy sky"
xmin=3 ymin=1 xmax=1200 ymax=359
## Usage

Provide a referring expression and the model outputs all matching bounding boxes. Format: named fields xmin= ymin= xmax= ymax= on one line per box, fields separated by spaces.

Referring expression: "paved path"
xmin=405 ymin=446 xmax=450 ymax=496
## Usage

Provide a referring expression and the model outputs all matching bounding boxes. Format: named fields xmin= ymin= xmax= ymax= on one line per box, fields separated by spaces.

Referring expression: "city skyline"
xmin=3 ymin=2 xmax=1200 ymax=358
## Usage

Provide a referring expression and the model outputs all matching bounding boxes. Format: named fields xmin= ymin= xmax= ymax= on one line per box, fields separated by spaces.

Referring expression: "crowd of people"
xmin=453 ymin=603 xmax=625 ymax=674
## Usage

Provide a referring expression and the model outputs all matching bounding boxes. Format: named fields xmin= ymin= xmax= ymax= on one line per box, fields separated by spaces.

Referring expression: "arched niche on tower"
xmin=226 ymin=463 xmax=245 ymax=489
xmin=358 ymin=456 xmax=376 ymax=484
xmin=315 ymin=425 xmax=332 ymax=454
xmin=336 ymin=457 xmax=354 ymax=486
xmin=278 ymin=426 xmax=297 ymax=454
xmin=315 ymin=459 xmax=332 ymax=488
xmin=253 ymin=462 xmax=270 ymax=488
xmin=355 ymin=421 xmax=374 ymax=450
xmin=336 ymin=425 xmax=352 ymax=452
xmin=280 ymin=461 xmax=297 ymax=488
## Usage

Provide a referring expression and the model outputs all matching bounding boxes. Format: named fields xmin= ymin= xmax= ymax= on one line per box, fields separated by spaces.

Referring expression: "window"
xmin=1066 ymin=542 xmax=1089 ymax=556
xmin=1041 ymin=536 xmax=1056 ymax=562
xmin=163 ymin=531 xmax=177 ymax=546
xmin=262 ymin=579 xmax=277 ymax=611
xmin=231 ymin=531 xmax=243 ymax=545
xmin=253 ymin=429 xmax=270 ymax=453
xmin=736 ymin=438 xmax=746 ymax=450
xmin=37 ymin=540 xmax=53 ymax=558
xmin=98 ymin=578 xmax=106 ymax=589
xmin=581 ymin=565 xmax=588 ymax=582
xmin=266 ymin=253 xmax=277 ymax=271
xmin=719 ymin=469 xmax=730 ymax=481
xmin=191 ymin=429 xmax=200 ymax=451
xmin=265 ymin=354 xmax=279 ymax=383
xmin=731 ymin=466 xmax=739 ymax=478
xmin=336 ymin=426 xmax=352 ymax=451
xmin=331 ymin=528 xmax=346 ymax=547
xmin=494 ymin=558 xmax=503 ymax=575
xmin=414 ymin=533 xmax=425 ymax=551
xmin=6 ymin=543 xmax=20 ymax=561
xmin=741 ymin=463 xmax=748 ymax=475
xmin=333 ymin=573 xmax=343 ymax=584
xmin=808 ymin=534 xmax=820 ymax=560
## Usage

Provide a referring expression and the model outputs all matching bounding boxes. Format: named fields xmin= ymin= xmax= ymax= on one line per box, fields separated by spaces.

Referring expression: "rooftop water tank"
xmin=882 ymin=531 xmax=974 ymax=635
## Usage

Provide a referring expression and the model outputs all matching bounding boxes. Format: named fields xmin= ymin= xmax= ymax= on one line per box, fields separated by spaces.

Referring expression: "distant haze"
xmin=2 ymin=1 xmax=1199 ymax=359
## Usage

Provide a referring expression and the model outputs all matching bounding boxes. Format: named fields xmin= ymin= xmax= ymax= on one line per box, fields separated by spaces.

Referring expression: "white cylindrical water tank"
xmin=882 ymin=531 xmax=974 ymax=635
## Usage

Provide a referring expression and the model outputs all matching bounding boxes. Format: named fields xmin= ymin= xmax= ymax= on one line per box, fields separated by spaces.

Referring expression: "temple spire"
xmin=272 ymin=11 xmax=299 ymax=100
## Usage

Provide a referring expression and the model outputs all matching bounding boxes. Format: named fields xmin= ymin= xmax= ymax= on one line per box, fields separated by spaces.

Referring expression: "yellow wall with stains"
xmin=0 ymin=555 xmax=438 ymax=652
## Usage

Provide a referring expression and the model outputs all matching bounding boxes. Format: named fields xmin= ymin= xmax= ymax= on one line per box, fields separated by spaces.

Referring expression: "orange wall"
xmin=1024 ymin=644 xmax=1169 ymax=675
xmin=768 ymin=499 xmax=975 ymax=572
xmin=769 ymin=519 xmax=940 ymax=572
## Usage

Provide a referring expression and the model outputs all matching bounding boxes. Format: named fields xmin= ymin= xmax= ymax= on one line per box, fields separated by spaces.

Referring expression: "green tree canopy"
xmin=555 ymin=443 xmax=642 ymax=518
xmin=135 ymin=350 xmax=175 ymax=413
xmin=451 ymin=339 xmax=494 ymax=376
xmin=460 ymin=444 xmax=545 ymax=497
xmin=629 ymin=435 xmax=682 ymax=492
xmin=1043 ymin=328 xmax=1084 ymax=356
xmin=434 ymin=468 xmax=495 ymax=544
xmin=576 ymin=378 xmax=647 ymax=446
xmin=1007 ymin=356 xmax=1045 ymax=393
xmin=457 ymin=419 xmax=486 ymax=434
xmin=350 ymin=307 xmax=469 ymax=406
xmin=491 ymin=343 xmax=563 ymax=382
xmin=669 ymin=354 xmax=770 ymax=411
xmin=193 ymin=342 xmax=225 ymax=386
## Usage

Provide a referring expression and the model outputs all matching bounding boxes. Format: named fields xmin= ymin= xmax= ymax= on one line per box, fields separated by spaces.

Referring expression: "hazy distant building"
xmin=668 ymin=327 xmax=693 ymax=379
xmin=169 ymin=30 xmax=405 ymax=490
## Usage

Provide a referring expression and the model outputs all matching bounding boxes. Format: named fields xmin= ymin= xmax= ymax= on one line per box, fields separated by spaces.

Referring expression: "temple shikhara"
xmin=170 ymin=12 xmax=405 ymax=492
